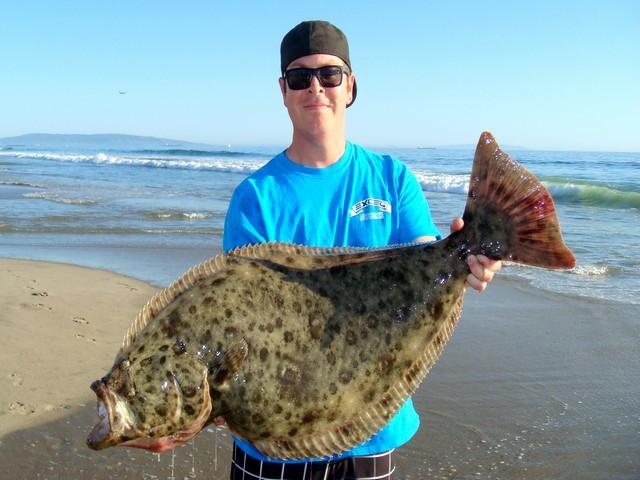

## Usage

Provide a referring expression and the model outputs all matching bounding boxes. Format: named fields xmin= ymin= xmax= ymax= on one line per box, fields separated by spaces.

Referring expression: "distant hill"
xmin=0 ymin=133 xmax=216 ymax=150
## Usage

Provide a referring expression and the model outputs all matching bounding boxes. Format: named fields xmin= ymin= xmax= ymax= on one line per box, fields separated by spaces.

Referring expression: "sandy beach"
xmin=0 ymin=258 xmax=637 ymax=479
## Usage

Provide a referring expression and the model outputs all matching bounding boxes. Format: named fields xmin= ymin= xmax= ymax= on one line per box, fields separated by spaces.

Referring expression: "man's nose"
xmin=307 ymin=74 xmax=323 ymax=93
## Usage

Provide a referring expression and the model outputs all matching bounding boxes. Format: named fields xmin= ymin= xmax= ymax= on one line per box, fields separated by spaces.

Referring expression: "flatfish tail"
xmin=463 ymin=132 xmax=575 ymax=268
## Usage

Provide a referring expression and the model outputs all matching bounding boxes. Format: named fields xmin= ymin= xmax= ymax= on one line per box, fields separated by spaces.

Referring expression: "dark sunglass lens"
xmin=285 ymin=70 xmax=311 ymax=90
xmin=317 ymin=67 xmax=344 ymax=87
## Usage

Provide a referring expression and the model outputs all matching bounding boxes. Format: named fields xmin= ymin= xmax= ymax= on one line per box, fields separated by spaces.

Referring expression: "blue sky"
xmin=1 ymin=1 xmax=638 ymax=151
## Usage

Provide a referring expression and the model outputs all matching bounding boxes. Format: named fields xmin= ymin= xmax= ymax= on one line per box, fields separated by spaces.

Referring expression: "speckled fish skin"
xmin=87 ymin=132 xmax=576 ymax=459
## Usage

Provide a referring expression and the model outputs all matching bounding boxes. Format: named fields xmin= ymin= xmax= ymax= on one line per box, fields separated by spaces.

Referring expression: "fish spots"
xmin=280 ymin=367 xmax=301 ymax=386
xmin=292 ymin=301 xmax=302 ymax=314
xmin=431 ymin=301 xmax=444 ymax=319
xmin=251 ymin=390 xmax=263 ymax=404
xmin=364 ymin=389 xmax=376 ymax=403
xmin=188 ymin=305 xmax=197 ymax=315
xmin=224 ymin=308 xmax=233 ymax=319
xmin=272 ymin=294 xmax=284 ymax=309
xmin=154 ymin=405 xmax=168 ymax=417
xmin=184 ymin=405 xmax=195 ymax=416
xmin=308 ymin=317 xmax=323 ymax=340
xmin=378 ymin=353 xmax=396 ymax=375
xmin=173 ymin=339 xmax=187 ymax=355
xmin=302 ymin=411 xmax=319 ymax=425
xmin=346 ymin=330 xmax=357 ymax=345
xmin=200 ymin=330 xmax=212 ymax=346
xmin=338 ymin=370 xmax=353 ymax=385
xmin=252 ymin=413 xmax=265 ymax=425
xmin=326 ymin=351 xmax=336 ymax=366
xmin=273 ymin=404 xmax=283 ymax=414
xmin=259 ymin=347 xmax=269 ymax=361
xmin=182 ymin=385 xmax=197 ymax=398
xmin=283 ymin=331 xmax=294 ymax=343
xmin=203 ymin=296 xmax=214 ymax=306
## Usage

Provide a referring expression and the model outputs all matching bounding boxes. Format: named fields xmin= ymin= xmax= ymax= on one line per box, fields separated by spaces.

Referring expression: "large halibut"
xmin=87 ymin=132 xmax=575 ymax=459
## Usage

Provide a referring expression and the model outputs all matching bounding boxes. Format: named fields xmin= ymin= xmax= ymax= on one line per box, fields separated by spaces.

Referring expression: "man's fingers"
xmin=450 ymin=217 xmax=464 ymax=233
xmin=465 ymin=274 xmax=487 ymax=292
xmin=476 ymin=254 xmax=502 ymax=273
xmin=467 ymin=255 xmax=494 ymax=283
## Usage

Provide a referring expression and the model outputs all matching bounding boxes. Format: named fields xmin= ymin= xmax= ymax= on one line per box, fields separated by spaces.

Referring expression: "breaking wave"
xmin=0 ymin=180 xmax=44 ymax=188
xmin=23 ymin=192 xmax=97 ymax=205
xmin=415 ymin=172 xmax=469 ymax=195
xmin=142 ymin=210 xmax=213 ymax=221
xmin=132 ymin=148 xmax=272 ymax=158
xmin=0 ymin=150 xmax=266 ymax=174
xmin=414 ymin=170 xmax=639 ymax=211
xmin=543 ymin=181 xmax=640 ymax=210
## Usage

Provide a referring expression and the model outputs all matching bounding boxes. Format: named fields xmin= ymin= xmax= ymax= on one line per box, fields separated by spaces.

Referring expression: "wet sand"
xmin=0 ymin=258 xmax=638 ymax=479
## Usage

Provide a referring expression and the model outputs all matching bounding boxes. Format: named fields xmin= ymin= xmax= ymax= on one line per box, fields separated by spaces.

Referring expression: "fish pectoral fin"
xmin=212 ymin=337 xmax=249 ymax=387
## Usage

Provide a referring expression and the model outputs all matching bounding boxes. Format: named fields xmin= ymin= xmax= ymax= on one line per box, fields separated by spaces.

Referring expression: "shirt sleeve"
xmin=395 ymin=161 xmax=441 ymax=243
xmin=222 ymin=182 xmax=268 ymax=252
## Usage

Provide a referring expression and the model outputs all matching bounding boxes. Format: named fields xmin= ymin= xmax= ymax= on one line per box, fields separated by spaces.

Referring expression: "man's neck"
xmin=286 ymin=131 xmax=347 ymax=168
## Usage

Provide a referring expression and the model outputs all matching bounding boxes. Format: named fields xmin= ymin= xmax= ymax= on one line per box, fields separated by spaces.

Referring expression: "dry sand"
xmin=0 ymin=258 xmax=232 ymax=479
xmin=0 ymin=258 xmax=637 ymax=479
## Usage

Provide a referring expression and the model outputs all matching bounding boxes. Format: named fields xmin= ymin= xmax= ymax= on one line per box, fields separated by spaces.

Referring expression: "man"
xmin=223 ymin=20 xmax=501 ymax=480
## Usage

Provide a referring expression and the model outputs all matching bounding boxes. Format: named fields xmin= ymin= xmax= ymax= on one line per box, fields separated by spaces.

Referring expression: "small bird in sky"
xmin=118 ymin=91 xmax=127 ymax=95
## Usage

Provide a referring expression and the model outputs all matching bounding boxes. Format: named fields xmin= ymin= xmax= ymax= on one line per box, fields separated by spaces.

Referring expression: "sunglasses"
xmin=283 ymin=66 xmax=349 ymax=90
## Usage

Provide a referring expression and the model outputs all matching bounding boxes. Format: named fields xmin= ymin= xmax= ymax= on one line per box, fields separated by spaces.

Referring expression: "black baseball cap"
xmin=280 ymin=20 xmax=357 ymax=107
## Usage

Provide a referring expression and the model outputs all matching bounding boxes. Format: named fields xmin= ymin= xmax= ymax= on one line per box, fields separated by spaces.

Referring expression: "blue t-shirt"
xmin=223 ymin=141 xmax=440 ymax=462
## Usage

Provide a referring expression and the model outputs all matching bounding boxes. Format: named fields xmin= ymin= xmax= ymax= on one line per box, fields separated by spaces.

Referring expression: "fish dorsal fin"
xmin=252 ymin=293 xmax=465 ymax=460
xmin=118 ymin=241 xmax=414 ymax=355
xmin=228 ymin=241 xmax=416 ymax=270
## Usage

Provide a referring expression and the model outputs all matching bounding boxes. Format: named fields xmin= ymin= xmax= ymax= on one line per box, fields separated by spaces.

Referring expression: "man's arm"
xmin=413 ymin=217 xmax=502 ymax=292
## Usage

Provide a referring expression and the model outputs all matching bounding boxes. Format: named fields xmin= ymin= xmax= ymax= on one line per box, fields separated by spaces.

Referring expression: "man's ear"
xmin=279 ymin=77 xmax=287 ymax=107
xmin=346 ymin=73 xmax=356 ymax=106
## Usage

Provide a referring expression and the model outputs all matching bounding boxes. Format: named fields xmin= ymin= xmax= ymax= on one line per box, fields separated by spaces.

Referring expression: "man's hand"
xmin=450 ymin=218 xmax=502 ymax=292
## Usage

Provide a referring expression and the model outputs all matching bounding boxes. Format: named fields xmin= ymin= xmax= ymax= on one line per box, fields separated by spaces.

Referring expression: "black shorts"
xmin=229 ymin=441 xmax=396 ymax=480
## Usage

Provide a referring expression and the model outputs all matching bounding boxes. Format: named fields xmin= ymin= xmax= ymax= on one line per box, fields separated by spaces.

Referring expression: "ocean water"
xmin=1 ymin=141 xmax=638 ymax=305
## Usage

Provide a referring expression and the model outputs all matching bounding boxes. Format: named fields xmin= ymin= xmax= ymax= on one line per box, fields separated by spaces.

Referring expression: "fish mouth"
xmin=87 ymin=380 xmax=135 ymax=450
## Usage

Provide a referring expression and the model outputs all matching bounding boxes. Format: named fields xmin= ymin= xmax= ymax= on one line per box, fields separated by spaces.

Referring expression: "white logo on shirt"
xmin=349 ymin=198 xmax=392 ymax=218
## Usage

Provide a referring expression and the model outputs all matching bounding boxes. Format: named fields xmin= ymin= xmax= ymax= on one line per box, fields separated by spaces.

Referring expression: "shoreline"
xmin=1 ymin=257 xmax=637 ymax=479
